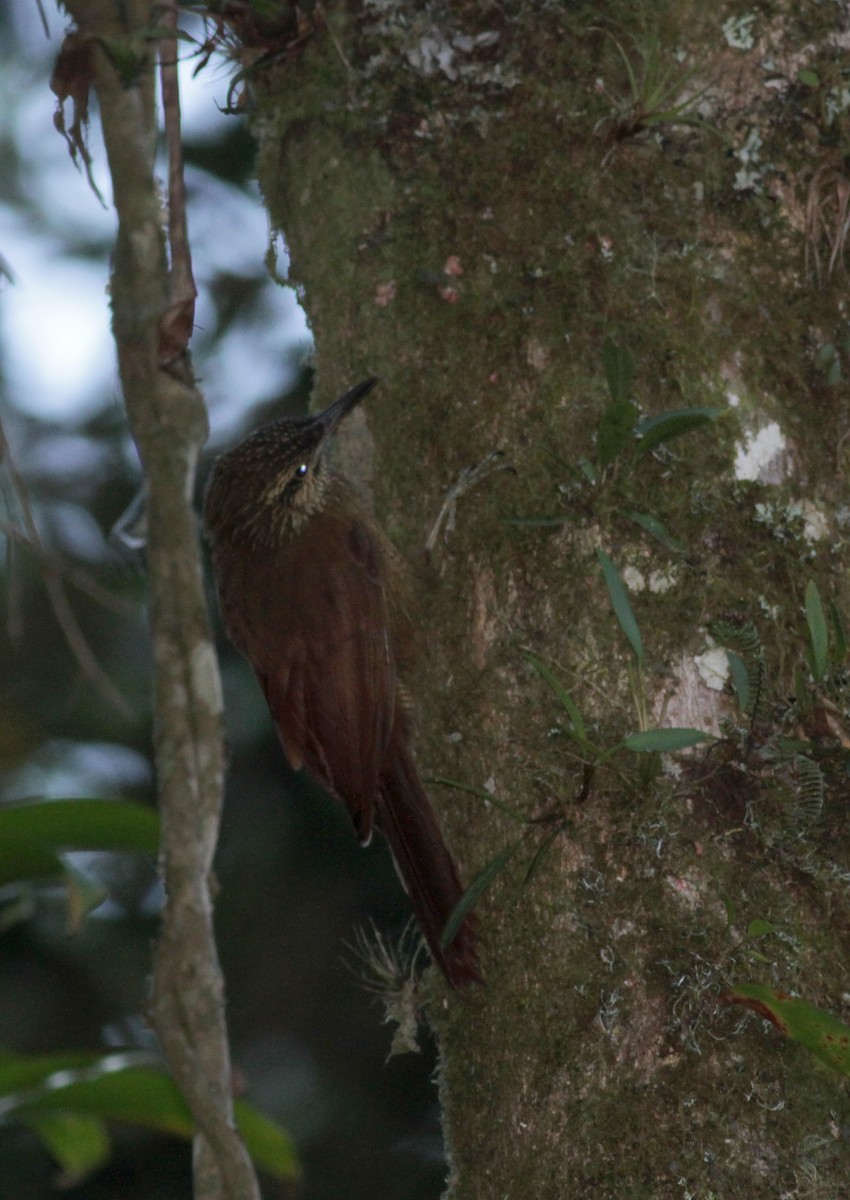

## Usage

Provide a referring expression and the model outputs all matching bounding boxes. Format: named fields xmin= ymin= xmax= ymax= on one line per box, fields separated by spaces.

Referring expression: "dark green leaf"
xmin=0 ymin=833 xmax=64 ymax=888
xmin=441 ymin=842 xmax=521 ymax=950
xmin=602 ymin=337 xmax=633 ymax=403
xmin=727 ymin=650 xmax=750 ymax=712
xmin=596 ymin=550 xmax=644 ymax=664
xmin=0 ymin=799 xmax=159 ymax=853
xmin=597 ymin=400 xmax=637 ymax=466
xmin=829 ymin=599 xmax=847 ymax=665
xmin=430 ymin=777 xmax=525 ymax=825
xmin=624 ymin=510 xmax=687 ymax=554
xmin=747 ymin=919 xmax=775 ymax=938
xmin=624 ymin=728 xmax=712 ymax=752
xmin=634 ymin=407 xmax=719 ymax=454
xmin=524 ymin=654 xmax=587 ymax=742
xmin=805 ymin=580 xmax=828 ymax=681
xmin=523 ymin=826 xmax=562 ymax=886
xmin=0 ymin=800 xmax=159 ymax=889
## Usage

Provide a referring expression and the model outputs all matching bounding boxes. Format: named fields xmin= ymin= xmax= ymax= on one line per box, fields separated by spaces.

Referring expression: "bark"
xmin=246 ymin=2 xmax=850 ymax=1197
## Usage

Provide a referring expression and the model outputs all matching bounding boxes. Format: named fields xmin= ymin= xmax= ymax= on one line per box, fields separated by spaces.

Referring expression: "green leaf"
xmin=726 ymin=650 xmax=750 ymax=713
xmin=625 ymin=510 xmax=687 ymax=554
xmin=430 ymin=777 xmax=526 ymax=825
xmin=523 ymin=654 xmax=587 ymax=743
xmin=523 ymin=826 xmax=561 ymax=885
xmin=22 ymin=1113 xmax=110 ymax=1186
xmin=597 ymin=400 xmax=638 ymax=466
xmin=723 ymin=984 xmax=850 ymax=1077
xmin=0 ymin=800 xmax=159 ymax=889
xmin=805 ymin=580 xmax=828 ymax=681
xmin=0 ymin=1051 xmax=298 ymax=1182
xmin=602 ymin=337 xmax=633 ymax=403
xmin=596 ymin=550 xmax=644 ymax=664
xmin=233 ymin=1099 xmax=300 ymax=1180
xmin=746 ymin=919 xmax=775 ymax=938
xmin=623 ymin=728 xmax=712 ymax=752
xmin=829 ymin=599 xmax=847 ymax=665
xmin=634 ymin=407 xmax=720 ymax=454
xmin=798 ymin=68 xmax=820 ymax=87
xmin=0 ymin=833 xmax=64 ymax=889
xmin=441 ymin=842 xmax=521 ymax=950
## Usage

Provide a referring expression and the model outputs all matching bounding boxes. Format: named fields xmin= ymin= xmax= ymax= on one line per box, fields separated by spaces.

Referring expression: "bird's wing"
xmin=234 ymin=510 xmax=396 ymax=843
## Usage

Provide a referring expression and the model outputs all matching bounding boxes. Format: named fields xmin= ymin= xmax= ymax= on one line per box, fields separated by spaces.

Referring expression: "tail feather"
xmin=376 ymin=741 xmax=482 ymax=989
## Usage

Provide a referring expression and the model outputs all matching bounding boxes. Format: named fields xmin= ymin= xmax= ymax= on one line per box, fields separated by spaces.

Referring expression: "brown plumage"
xmin=203 ymin=379 xmax=481 ymax=988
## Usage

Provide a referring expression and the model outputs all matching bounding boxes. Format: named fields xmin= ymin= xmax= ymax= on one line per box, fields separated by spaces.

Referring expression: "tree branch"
xmin=56 ymin=2 xmax=259 ymax=1196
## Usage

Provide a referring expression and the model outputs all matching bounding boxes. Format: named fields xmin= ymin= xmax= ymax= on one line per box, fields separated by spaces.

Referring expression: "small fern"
xmin=710 ymin=619 xmax=769 ymax=724
xmin=787 ymin=755 xmax=825 ymax=832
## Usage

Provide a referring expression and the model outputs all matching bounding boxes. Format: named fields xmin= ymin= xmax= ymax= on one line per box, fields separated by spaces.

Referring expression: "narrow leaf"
xmin=430 ymin=777 xmax=526 ymax=825
xmin=596 ymin=550 xmax=644 ymax=664
xmin=523 ymin=826 xmax=562 ymax=885
xmin=625 ymin=510 xmax=687 ymax=554
xmin=602 ymin=337 xmax=633 ymax=403
xmin=597 ymin=400 xmax=637 ymax=466
xmin=634 ymin=407 xmax=719 ymax=454
xmin=624 ymin=728 xmax=712 ymax=752
xmin=441 ymin=842 xmax=521 ymax=950
xmin=722 ymin=984 xmax=850 ymax=1077
xmin=0 ymin=799 xmax=159 ymax=853
xmin=828 ymin=599 xmax=847 ymax=665
xmin=805 ymin=580 xmax=828 ymax=681
xmin=524 ymin=654 xmax=587 ymax=742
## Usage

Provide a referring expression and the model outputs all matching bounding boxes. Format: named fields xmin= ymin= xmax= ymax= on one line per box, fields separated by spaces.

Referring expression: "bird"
xmin=203 ymin=378 xmax=481 ymax=988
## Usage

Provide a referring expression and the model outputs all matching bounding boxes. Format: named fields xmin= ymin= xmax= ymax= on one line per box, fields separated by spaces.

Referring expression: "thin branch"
xmin=0 ymin=521 xmax=139 ymax=616
xmin=57 ymin=1 xmax=259 ymax=1196
xmin=0 ymin=420 xmax=132 ymax=715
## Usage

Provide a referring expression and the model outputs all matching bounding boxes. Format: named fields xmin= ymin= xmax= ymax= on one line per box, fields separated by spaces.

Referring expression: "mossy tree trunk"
xmin=247 ymin=3 xmax=850 ymax=1196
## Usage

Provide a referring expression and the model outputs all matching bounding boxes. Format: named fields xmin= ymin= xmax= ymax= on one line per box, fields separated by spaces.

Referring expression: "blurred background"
xmin=0 ymin=5 xmax=444 ymax=1197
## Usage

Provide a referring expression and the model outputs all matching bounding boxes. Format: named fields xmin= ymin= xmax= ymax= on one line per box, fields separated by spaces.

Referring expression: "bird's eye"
xmin=295 ymin=463 xmax=308 ymax=478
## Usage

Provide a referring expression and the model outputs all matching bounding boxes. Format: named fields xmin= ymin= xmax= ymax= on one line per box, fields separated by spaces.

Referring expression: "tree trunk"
xmin=248 ymin=3 xmax=850 ymax=1195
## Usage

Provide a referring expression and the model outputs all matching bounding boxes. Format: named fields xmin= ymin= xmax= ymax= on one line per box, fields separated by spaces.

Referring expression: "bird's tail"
xmin=376 ymin=740 xmax=482 ymax=989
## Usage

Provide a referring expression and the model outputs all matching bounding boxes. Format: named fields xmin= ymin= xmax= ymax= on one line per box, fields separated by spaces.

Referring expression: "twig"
xmin=158 ymin=0 xmax=197 ymax=363
xmin=0 ymin=521 xmax=139 ymax=616
xmin=0 ymin=419 xmax=132 ymax=715
xmin=425 ymin=450 xmax=513 ymax=552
